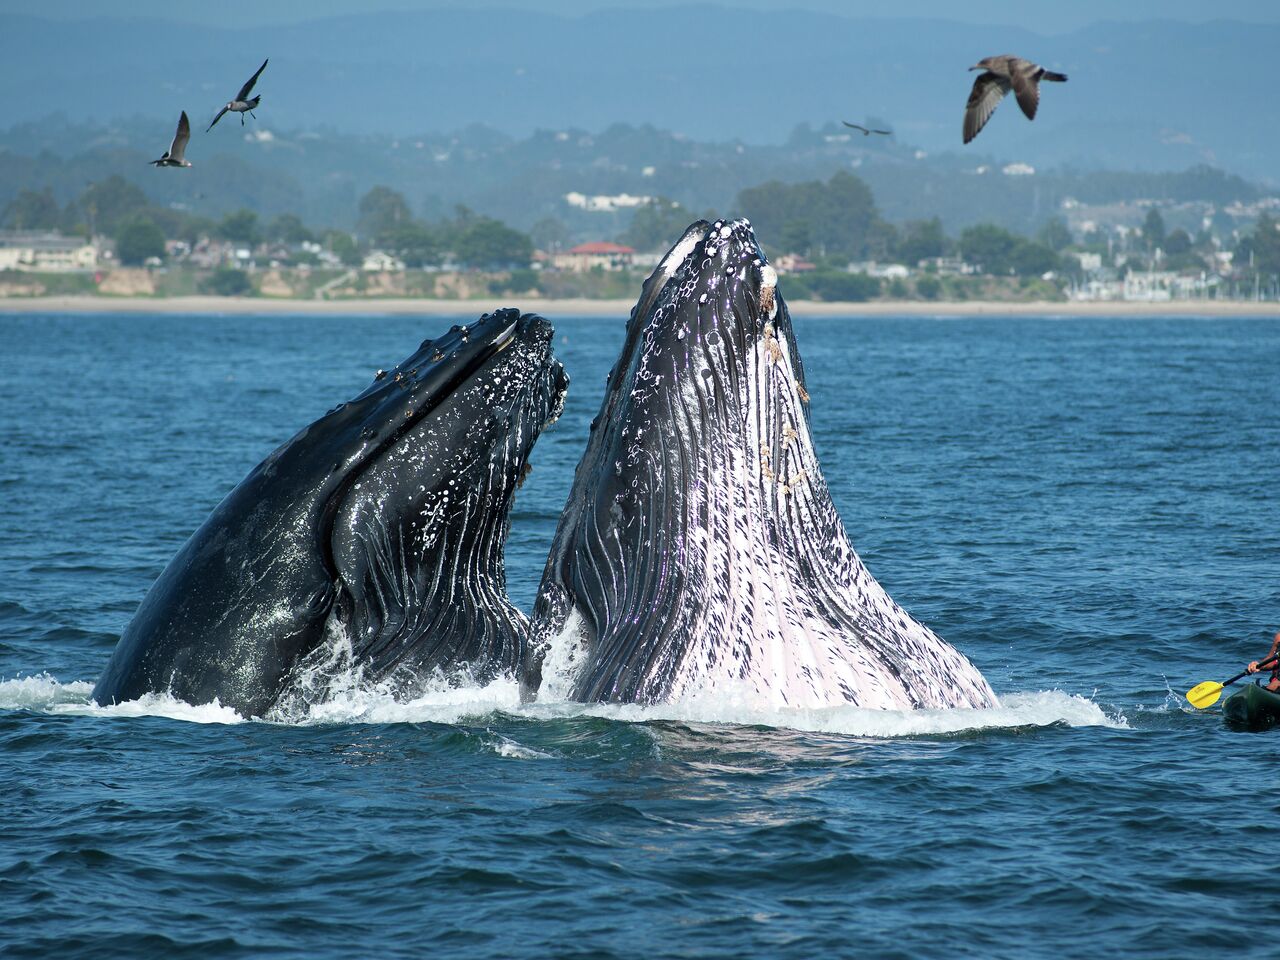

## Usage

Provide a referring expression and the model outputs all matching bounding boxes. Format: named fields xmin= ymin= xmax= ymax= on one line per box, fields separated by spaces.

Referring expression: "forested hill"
xmin=1 ymin=8 xmax=1277 ymax=181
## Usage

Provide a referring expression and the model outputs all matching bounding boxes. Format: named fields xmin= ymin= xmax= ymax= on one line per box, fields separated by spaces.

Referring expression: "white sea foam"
xmin=0 ymin=674 xmax=246 ymax=724
xmin=1 ymin=672 xmax=1124 ymax=736
xmin=0 ymin=674 xmax=95 ymax=709
xmin=519 ymin=688 xmax=1125 ymax=736
xmin=280 ymin=675 xmax=523 ymax=726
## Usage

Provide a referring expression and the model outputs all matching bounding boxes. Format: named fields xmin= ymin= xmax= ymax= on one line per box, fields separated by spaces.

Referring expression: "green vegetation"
xmin=0 ymin=269 xmax=95 ymax=296
xmin=2 ymin=188 xmax=61 ymax=230
xmin=785 ymin=270 xmax=881 ymax=302
xmin=530 ymin=217 xmax=570 ymax=254
xmin=915 ymin=275 xmax=942 ymax=300
xmin=265 ymin=214 xmax=314 ymax=246
xmin=894 ymin=218 xmax=949 ymax=264
xmin=621 ymin=199 xmax=696 ymax=252
xmin=451 ymin=213 xmax=533 ymax=270
xmin=114 ymin=217 xmax=165 ymax=266
xmin=200 ymin=267 xmax=253 ymax=297
xmin=1142 ymin=208 xmax=1166 ymax=252
xmin=738 ymin=171 xmax=887 ymax=260
xmin=218 ymin=210 xmax=260 ymax=246
xmin=490 ymin=269 xmax=539 ymax=295
xmin=1236 ymin=213 xmax=1280 ymax=278
xmin=358 ymin=186 xmax=415 ymax=241
xmin=72 ymin=177 xmax=153 ymax=236
xmin=958 ymin=224 xmax=1059 ymax=278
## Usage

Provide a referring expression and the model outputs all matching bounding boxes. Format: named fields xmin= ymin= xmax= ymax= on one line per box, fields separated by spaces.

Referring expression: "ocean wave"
xmin=0 ymin=672 xmax=1125 ymax=736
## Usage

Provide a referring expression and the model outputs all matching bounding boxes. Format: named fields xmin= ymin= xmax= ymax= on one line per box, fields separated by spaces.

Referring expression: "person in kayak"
xmin=1246 ymin=632 xmax=1280 ymax=691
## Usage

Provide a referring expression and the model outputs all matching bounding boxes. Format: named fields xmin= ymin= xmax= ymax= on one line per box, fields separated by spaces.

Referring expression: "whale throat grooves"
xmin=527 ymin=220 xmax=998 ymax=711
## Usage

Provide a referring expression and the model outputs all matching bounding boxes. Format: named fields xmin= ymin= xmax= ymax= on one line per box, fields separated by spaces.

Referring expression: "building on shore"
xmin=848 ymin=260 xmax=911 ymax=279
xmin=917 ymin=256 xmax=980 ymax=276
xmin=361 ymin=250 xmax=406 ymax=272
xmin=1069 ymin=269 xmax=1223 ymax=302
xmin=0 ymin=231 xmax=99 ymax=271
xmin=552 ymin=242 xmax=635 ymax=272
xmin=773 ymin=254 xmax=816 ymax=274
xmin=563 ymin=192 xmax=652 ymax=213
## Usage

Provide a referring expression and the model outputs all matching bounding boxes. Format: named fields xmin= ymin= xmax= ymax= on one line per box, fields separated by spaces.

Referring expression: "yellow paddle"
xmin=1187 ymin=656 xmax=1278 ymax=709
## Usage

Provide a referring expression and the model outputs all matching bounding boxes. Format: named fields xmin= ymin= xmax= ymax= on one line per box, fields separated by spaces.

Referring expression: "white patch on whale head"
xmin=657 ymin=229 xmax=704 ymax=282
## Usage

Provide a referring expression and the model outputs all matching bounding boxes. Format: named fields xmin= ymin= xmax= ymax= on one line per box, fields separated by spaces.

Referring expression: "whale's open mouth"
xmin=527 ymin=221 xmax=997 ymax=711
xmin=94 ymin=309 xmax=567 ymax=717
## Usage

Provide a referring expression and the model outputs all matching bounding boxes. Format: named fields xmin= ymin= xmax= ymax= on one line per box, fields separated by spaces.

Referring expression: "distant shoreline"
xmin=1 ymin=296 xmax=1278 ymax=318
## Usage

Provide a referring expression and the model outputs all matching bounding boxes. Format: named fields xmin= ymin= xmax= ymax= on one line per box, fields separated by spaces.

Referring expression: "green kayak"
xmin=1222 ymin=683 xmax=1280 ymax=729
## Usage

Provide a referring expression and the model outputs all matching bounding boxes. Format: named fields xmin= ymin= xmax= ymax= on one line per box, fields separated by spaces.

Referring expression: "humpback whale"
xmin=525 ymin=220 xmax=997 ymax=710
xmin=95 ymin=309 xmax=567 ymax=717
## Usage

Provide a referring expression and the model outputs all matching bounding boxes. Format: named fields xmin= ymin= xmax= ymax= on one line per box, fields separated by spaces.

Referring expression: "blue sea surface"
xmin=1 ymin=312 xmax=1278 ymax=959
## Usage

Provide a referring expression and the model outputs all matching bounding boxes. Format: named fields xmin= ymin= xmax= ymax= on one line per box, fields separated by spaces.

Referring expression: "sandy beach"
xmin=1 ymin=295 xmax=1278 ymax=317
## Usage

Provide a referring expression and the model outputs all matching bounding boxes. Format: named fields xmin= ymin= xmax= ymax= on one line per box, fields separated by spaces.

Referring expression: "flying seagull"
xmin=843 ymin=121 xmax=892 ymax=136
xmin=207 ymin=58 xmax=268 ymax=132
xmin=963 ymin=55 xmax=1067 ymax=144
xmin=151 ymin=111 xmax=192 ymax=167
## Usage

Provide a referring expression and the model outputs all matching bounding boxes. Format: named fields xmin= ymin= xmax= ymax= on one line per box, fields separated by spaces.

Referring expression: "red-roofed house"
xmin=553 ymin=241 xmax=636 ymax=272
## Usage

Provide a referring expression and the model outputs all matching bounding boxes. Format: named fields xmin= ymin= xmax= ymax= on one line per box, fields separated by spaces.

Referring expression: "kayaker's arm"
xmin=1247 ymin=633 xmax=1280 ymax=674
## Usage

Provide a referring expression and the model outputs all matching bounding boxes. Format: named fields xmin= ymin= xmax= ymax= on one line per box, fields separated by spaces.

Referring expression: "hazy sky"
xmin=5 ymin=0 xmax=1280 ymax=32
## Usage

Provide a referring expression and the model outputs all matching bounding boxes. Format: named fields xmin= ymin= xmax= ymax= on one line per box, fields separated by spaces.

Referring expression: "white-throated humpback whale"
xmin=524 ymin=220 xmax=998 ymax=711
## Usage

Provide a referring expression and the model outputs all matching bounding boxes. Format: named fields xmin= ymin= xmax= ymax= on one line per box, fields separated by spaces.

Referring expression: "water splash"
xmin=0 ymin=672 xmax=1124 ymax=736
xmin=0 ymin=674 xmax=245 ymax=724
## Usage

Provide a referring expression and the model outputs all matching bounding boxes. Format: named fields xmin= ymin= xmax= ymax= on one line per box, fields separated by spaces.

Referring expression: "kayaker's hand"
xmin=1248 ymin=661 xmax=1260 ymax=674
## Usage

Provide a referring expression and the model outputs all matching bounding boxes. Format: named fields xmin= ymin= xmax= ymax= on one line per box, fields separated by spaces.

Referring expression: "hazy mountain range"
xmin=2 ymin=7 xmax=1276 ymax=181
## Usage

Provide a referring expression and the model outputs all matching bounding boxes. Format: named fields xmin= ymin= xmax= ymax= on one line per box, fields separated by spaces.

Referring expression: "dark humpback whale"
xmin=524 ymin=220 xmax=997 ymax=710
xmin=94 ymin=309 xmax=567 ymax=717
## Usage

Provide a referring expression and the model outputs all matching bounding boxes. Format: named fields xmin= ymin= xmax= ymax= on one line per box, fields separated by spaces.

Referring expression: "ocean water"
xmin=1 ymin=311 xmax=1278 ymax=959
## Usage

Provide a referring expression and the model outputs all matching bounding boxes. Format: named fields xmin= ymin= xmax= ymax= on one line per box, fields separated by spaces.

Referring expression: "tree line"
xmin=5 ymin=170 xmax=1278 ymax=284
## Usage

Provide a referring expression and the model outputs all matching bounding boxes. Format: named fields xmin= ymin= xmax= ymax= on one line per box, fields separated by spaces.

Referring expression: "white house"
xmin=362 ymin=251 xmax=406 ymax=272
xmin=563 ymin=192 xmax=653 ymax=213
xmin=0 ymin=231 xmax=99 ymax=271
xmin=552 ymin=242 xmax=635 ymax=272
xmin=848 ymin=260 xmax=910 ymax=279
xmin=1072 ymin=252 xmax=1104 ymax=273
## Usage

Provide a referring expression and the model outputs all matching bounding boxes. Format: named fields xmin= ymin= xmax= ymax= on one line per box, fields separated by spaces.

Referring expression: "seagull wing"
xmin=963 ymin=72 xmax=1008 ymax=144
xmin=1009 ymin=62 xmax=1041 ymax=120
xmin=843 ymin=121 xmax=869 ymax=134
xmin=237 ymin=58 xmax=269 ymax=101
xmin=170 ymin=111 xmax=191 ymax=161
xmin=206 ymin=105 xmax=229 ymax=133
xmin=870 ymin=128 xmax=892 ymax=136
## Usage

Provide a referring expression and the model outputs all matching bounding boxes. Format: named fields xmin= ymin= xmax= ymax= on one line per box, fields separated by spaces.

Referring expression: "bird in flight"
xmin=963 ymin=55 xmax=1067 ymax=144
xmin=151 ymin=111 xmax=192 ymax=168
xmin=843 ymin=121 xmax=892 ymax=136
xmin=207 ymin=58 xmax=269 ymax=132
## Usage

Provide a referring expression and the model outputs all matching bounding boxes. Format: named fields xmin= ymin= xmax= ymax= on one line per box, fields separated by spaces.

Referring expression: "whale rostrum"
xmin=524 ymin=220 xmax=998 ymax=710
xmin=94 ymin=309 xmax=567 ymax=717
